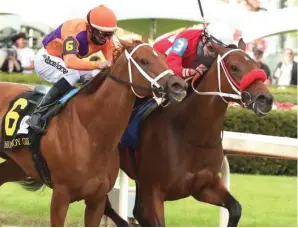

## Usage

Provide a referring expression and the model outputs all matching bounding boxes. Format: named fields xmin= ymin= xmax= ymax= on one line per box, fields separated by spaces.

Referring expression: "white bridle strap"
xmin=192 ymin=48 xmax=247 ymax=102
xmin=124 ymin=43 xmax=173 ymax=98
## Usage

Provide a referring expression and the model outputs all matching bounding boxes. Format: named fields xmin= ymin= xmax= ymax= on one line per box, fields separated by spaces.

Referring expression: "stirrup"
xmin=35 ymin=102 xmax=55 ymax=114
xmin=30 ymin=125 xmax=46 ymax=134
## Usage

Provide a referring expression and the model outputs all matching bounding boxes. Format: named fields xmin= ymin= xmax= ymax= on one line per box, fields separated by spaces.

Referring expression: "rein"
xmin=105 ymin=42 xmax=173 ymax=96
xmin=191 ymin=49 xmax=244 ymax=101
xmin=80 ymin=42 xmax=173 ymax=98
xmin=191 ymin=49 xmax=266 ymax=106
xmin=189 ymin=48 xmax=266 ymax=149
xmin=107 ymin=73 xmax=164 ymax=94
xmin=123 ymin=43 xmax=173 ymax=98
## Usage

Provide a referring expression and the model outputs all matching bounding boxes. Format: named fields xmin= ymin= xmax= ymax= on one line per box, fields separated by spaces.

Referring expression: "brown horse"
xmin=0 ymin=39 xmax=188 ymax=226
xmin=104 ymin=39 xmax=273 ymax=227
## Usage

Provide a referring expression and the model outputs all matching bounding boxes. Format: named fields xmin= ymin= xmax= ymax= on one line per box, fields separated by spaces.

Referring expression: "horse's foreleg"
xmin=191 ymin=174 xmax=242 ymax=227
xmin=134 ymin=183 xmax=165 ymax=227
xmin=132 ymin=183 xmax=144 ymax=225
xmin=51 ymin=185 xmax=70 ymax=226
xmin=0 ymin=159 xmax=27 ymax=185
xmin=104 ymin=196 xmax=130 ymax=227
xmin=84 ymin=194 xmax=106 ymax=227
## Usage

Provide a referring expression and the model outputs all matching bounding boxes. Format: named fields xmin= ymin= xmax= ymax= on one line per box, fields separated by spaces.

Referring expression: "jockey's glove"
xmin=182 ymin=68 xmax=198 ymax=78
xmin=195 ymin=64 xmax=208 ymax=75
xmin=182 ymin=64 xmax=208 ymax=78
xmin=98 ymin=60 xmax=112 ymax=69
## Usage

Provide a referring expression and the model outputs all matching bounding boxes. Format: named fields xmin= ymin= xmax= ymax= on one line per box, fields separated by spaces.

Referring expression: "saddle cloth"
xmin=120 ymin=98 xmax=157 ymax=150
xmin=1 ymin=91 xmax=42 ymax=151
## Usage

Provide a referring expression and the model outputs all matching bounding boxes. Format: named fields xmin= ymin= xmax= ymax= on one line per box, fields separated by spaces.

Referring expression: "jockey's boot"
xmin=26 ymin=78 xmax=73 ymax=133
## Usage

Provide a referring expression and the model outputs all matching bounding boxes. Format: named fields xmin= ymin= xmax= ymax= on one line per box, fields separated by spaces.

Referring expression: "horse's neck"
xmin=69 ymin=74 xmax=135 ymax=148
xmin=181 ymin=68 xmax=228 ymax=146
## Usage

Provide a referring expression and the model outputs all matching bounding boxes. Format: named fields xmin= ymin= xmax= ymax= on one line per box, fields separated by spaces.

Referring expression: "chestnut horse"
xmin=0 ymin=39 xmax=188 ymax=226
xmin=104 ymin=39 xmax=273 ymax=227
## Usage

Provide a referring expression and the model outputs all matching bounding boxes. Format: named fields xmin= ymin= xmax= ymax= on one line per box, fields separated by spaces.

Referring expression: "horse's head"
xmin=202 ymin=38 xmax=273 ymax=117
xmin=111 ymin=39 xmax=188 ymax=102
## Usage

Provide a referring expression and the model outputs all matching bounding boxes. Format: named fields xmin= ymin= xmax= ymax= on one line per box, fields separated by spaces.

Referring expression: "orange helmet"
xmin=87 ymin=5 xmax=117 ymax=32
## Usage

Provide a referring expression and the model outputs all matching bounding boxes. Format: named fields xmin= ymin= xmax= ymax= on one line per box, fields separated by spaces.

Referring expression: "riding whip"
xmin=197 ymin=0 xmax=207 ymax=30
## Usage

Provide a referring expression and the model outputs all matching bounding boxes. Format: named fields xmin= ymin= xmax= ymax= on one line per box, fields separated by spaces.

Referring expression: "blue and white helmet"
xmin=205 ymin=21 xmax=235 ymax=47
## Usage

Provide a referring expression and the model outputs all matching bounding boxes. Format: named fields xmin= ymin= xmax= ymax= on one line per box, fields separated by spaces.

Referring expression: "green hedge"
xmin=227 ymin=156 xmax=297 ymax=176
xmin=224 ymin=107 xmax=297 ymax=176
xmin=0 ymin=72 xmax=297 ymax=103
xmin=269 ymin=86 xmax=297 ymax=104
xmin=224 ymin=107 xmax=297 ymax=138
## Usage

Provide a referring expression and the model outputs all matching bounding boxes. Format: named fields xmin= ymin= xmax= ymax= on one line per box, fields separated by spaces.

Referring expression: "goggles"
xmin=92 ymin=29 xmax=115 ymax=39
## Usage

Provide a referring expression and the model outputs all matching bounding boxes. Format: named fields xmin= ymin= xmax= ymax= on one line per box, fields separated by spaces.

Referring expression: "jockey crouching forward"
xmin=153 ymin=21 xmax=236 ymax=79
xmin=26 ymin=5 xmax=117 ymax=132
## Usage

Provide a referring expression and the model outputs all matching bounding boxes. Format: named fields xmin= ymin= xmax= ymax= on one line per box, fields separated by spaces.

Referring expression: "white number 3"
xmin=173 ymin=40 xmax=185 ymax=52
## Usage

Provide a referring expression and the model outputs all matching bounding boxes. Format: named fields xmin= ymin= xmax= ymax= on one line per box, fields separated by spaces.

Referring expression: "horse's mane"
xmin=227 ymin=44 xmax=237 ymax=49
xmin=82 ymin=39 xmax=144 ymax=95
xmin=187 ymin=44 xmax=240 ymax=96
xmin=112 ymin=42 xmax=124 ymax=65
xmin=112 ymin=39 xmax=143 ymax=64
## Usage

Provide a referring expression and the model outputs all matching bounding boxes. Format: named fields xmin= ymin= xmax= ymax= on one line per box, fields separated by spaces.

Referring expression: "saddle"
xmin=1 ymin=85 xmax=79 ymax=152
xmin=1 ymin=85 xmax=79 ymax=187
xmin=120 ymin=97 xmax=159 ymax=150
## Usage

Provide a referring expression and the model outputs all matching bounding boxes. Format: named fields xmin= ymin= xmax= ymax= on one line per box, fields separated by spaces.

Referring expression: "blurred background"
xmin=0 ymin=1 xmax=296 ymax=227
xmin=0 ymin=0 xmax=297 ymax=76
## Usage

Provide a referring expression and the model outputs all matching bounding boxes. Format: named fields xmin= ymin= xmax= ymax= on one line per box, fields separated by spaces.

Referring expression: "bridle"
xmin=108 ymin=43 xmax=174 ymax=99
xmin=190 ymin=48 xmax=267 ymax=148
xmin=191 ymin=48 xmax=266 ymax=107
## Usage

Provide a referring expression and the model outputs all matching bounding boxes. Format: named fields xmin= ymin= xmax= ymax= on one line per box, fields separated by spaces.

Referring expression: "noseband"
xmin=191 ymin=49 xmax=266 ymax=107
xmin=108 ymin=43 xmax=173 ymax=98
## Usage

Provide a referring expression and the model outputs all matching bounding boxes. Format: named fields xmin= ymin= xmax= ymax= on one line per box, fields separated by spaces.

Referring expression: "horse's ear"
xmin=238 ymin=38 xmax=246 ymax=51
xmin=118 ymin=39 xmax=134 ymax=50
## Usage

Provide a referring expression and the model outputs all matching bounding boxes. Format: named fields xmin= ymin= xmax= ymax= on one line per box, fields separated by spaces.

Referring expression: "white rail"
xmin=219 ymin=131 xmax=297 ymax=227
xmin=109 ymin=131 xmax=298 ymax=226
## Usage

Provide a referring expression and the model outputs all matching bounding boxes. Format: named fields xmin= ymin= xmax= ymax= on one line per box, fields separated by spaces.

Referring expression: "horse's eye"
xmin=230 ymin=65 xmax=239 ymax=72
xmin=140 ymin=59 xmax=149 ymax=65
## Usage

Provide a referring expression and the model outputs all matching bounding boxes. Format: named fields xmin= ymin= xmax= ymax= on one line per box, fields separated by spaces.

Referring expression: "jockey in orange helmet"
xmin=27 ymin=5 xmax=117 ymax=132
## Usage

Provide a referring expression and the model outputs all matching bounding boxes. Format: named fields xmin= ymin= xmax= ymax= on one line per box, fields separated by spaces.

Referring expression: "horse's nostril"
xmin=170 ymin=82 xmax=184 ymax=92
xmin=256 ymin=94 xmax=273 ymax=106
xmin=266 ymin=94 xmax=273 ymax=106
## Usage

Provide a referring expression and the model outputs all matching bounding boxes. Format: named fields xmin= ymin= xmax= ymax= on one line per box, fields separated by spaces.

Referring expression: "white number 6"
xmin=17 ymin=115 xmax=30 ymax=135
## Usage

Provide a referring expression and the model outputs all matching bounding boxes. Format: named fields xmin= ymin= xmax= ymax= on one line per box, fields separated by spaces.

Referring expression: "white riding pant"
xmin=34 ymin=48 xmax=100 ymax=86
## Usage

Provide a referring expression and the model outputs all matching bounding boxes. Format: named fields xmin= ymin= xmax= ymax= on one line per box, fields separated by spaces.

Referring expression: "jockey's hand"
xmin=195 ymin=64 xmax=208 ymax=75
xmin=182 ymin=68 xmax=198 ymax=78
xmin=99 ymin=60 xmax=112 ymax=69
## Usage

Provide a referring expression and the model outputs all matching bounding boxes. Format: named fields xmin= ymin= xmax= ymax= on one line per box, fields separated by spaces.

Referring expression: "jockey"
xmin=27 ymin=5 xmax=117 ymax=132
xmin=153 ymin=21 xmax=236 ymax=78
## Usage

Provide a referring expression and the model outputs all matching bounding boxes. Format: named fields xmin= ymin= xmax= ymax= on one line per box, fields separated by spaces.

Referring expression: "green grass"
xmin=0 ymin=174 xmax=296 ymax=227
xmin=0 ymin=73 xmax=50 ymax=85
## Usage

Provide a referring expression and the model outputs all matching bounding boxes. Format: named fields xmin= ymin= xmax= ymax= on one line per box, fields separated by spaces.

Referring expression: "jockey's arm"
xmin=64 ymin=54 xmax=100 ymax=70
xmin=62 ymin=36 xmax=100 ymax=71
xmin=166 ymin=38 xmax=188 ymax=78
